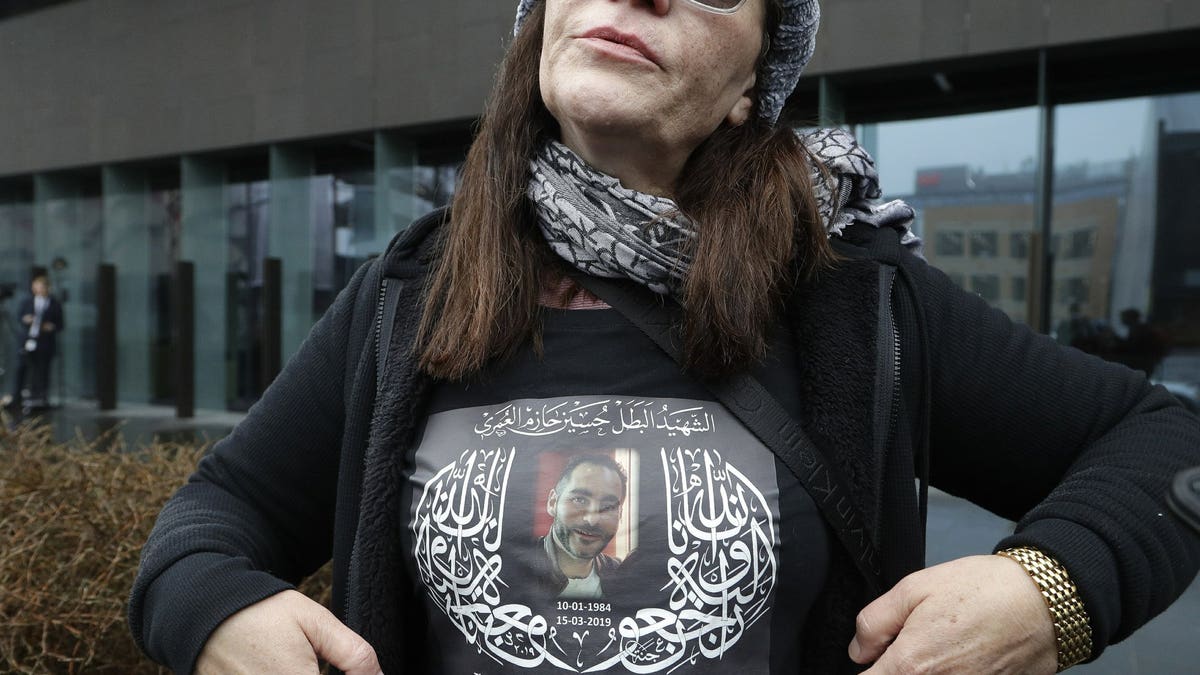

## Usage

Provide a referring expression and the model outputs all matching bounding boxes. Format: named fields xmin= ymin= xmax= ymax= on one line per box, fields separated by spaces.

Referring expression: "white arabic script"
xmin=473 ymin=400 xmax=716 ymax=439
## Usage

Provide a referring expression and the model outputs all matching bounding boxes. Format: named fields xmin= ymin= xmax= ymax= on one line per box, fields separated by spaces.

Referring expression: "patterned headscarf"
xmin=513 ymin=0 xmax=819 ymax=125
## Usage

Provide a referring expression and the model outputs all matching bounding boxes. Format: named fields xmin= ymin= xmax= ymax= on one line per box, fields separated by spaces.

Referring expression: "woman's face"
xmin=539 ymin=0 xmax=765 ymax=180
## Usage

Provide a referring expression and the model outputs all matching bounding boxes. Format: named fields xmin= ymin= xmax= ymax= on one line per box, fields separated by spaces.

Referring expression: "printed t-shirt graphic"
xmin=410 ymin=396 xmax=781 ymax=673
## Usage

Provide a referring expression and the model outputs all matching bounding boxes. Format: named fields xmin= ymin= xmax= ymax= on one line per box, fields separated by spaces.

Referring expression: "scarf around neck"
xmin=528 ymin=130 xmax=920 ymax=299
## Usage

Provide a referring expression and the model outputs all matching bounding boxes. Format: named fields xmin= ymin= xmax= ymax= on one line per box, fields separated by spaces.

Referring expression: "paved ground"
xmin=4 ymin=399 xmax=241 ymax=448
xmin=9 ymin=401 xmax=1199 ymax=672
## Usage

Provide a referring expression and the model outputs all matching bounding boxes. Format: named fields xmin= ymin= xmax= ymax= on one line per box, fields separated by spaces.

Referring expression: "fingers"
xmin=849 ymin=576 xmax=924 ymax=665
xmin=197 ymin=590 xmax=382 ymax=675
xmin=298 ymin=601 xmax=382 ymax=675
xmin=851 ymin=556 xmax=1059 ymax=675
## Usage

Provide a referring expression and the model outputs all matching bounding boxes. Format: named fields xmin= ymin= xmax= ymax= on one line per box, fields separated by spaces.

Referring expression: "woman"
xmin=130 ymin=1 xmax=1200 ymax=673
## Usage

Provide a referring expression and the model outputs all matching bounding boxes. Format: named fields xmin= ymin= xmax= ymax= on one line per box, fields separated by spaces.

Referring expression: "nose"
xmin=622 ymin=0 xmax=671 ymax=16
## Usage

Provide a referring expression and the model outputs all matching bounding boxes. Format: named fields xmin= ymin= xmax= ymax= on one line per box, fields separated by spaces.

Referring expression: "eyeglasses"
xmin=685 ymin=0 xmax=749 ymax=14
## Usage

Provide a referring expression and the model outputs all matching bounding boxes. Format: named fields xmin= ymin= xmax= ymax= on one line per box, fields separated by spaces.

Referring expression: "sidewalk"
xmin=3 ymin=399 xmax=244 ymax=448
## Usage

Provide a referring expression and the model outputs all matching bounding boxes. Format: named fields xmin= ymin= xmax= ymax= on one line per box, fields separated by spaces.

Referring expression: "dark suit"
xmin=10 ymin=294 xmax=63 ymax=406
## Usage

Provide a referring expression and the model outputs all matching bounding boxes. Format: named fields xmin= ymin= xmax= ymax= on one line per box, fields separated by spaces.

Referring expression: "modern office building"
xmin=1 ymin=0 xmax=1199 ymax=413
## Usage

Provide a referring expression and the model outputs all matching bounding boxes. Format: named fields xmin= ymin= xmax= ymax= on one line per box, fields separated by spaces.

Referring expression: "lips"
xmin=579 ymin=26 xmax=661 ymax=67
xmin=573 ymin=528 xmax=604 ymax=542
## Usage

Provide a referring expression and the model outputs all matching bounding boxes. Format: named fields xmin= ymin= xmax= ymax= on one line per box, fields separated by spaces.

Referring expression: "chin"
xmin=544 ymin=71 xmax=658 ymax=138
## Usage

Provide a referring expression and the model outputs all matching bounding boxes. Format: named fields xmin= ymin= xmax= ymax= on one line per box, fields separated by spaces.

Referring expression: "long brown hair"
xmin=417 ymin=1 xmax=833 ymax=380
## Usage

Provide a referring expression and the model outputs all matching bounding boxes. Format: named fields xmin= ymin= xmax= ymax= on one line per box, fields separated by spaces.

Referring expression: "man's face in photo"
xmin=547 ymin=462 xmax=624 ymax=562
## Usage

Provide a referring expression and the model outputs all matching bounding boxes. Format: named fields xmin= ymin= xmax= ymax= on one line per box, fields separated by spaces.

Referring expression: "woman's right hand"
xmin=196 ymin=590 xmax=382 ymax=675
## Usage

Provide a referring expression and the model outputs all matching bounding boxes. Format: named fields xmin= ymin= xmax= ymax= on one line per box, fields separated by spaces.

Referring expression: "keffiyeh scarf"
xmin=528 ymin=130 xmax=921 ymax=299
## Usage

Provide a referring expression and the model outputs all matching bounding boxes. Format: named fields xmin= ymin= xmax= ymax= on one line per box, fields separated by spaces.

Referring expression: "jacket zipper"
xmin=888 ymin=272 xmax=901 ymax=454
xmin=345 ymin=277 xmax=390 ymax=623
xmin=373 ymin=278 xmax=389 ymax=388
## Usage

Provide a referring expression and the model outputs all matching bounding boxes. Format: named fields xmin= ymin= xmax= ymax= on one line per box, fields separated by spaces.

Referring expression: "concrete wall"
xmin=1 ymin=0 xmax=1198 ymax=176
xmin=807 ymin=0 xmax=1200 ymax=74
xmin=0 ymin=0 xmax=511 ymax=176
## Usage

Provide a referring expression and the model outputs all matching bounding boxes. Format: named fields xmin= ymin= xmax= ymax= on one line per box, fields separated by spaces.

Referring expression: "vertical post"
xmin=261 ymin=256 xmax=282 ymax=391
xmin=1034 ymin=49 xmax=1056 ymax=334
xmin=375 ymin=131 xmax=419 ymax=244
xmin=180 ymin=157 xmax=228 ymax=410
xmin=818 ymin=76 xmax=846 ymax=128
xmin=102 ymin=165 xmax=153 ymax=404
xmin=96 ymin=264 xmax=117 ymax=410
xmin=173 ymin=261 xmax=195 ymax=418
xmin=268 ymin=145 xmax=314 ymax=363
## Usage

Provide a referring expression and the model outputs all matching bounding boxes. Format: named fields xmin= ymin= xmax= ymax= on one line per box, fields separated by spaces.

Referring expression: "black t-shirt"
xmin=400 ymin=306 xmax=830 ymax=674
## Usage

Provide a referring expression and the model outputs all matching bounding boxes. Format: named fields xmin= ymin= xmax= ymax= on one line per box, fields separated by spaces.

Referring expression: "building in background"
xmin=904 ymin=159 xmax=1128 ymax=328
xmin=1 ymin=0 xmax=1198 ymax=413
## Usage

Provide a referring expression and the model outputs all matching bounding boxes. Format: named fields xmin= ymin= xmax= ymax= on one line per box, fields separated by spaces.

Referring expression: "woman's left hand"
xmin=849 ymin=554 xmax=1059 ymax=674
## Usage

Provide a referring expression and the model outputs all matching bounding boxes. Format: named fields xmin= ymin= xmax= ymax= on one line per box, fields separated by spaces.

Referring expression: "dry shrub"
xmin=0 ymin=419 xmax=333 ymax=674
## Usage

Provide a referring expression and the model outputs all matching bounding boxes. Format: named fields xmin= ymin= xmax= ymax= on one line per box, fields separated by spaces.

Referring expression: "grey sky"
xmin=865 ymin=97 xmax=1158 ymax=198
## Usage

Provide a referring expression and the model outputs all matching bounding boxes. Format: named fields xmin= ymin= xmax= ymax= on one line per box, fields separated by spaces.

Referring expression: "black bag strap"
xmin=569 ymin=271 xmax=883 ymax=593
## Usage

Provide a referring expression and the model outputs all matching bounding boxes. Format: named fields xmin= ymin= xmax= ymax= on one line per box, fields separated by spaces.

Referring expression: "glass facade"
xmin=100 ymin=165 xmax=181 ymax=406
xmin=1050 ymin=93 xmax=1200 ymax=405
xmin=0 ymin=183 xmax=34 ymax=396
xmin=862 ymin=107 xmax=1042 ymax=324
xmin=225 ymin=168 xmax=270 ymax=411
xmin=34 ymin=173 xmax=103 ymax=401
xmin=0 ymin=89 xmax=1194 ymax=424
xmin=860 ymin=94 xmax=1200 ymax=414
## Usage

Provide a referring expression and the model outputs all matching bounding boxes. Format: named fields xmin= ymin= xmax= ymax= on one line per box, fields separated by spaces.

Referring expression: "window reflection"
xmin=860 ymin=108 xmax=1041 ymax=324
xmin=1052 ymin=93 xmax=1200 ymax=401
xmin=225 ymin=175 xmax=269 ymax=411
xmin=313 ymin=166 xmax=374 ymax=318
xmin=148 ymin=180 xmax=181 ymax=404
xmin=0 ymin=187 xmax=33 ymax=395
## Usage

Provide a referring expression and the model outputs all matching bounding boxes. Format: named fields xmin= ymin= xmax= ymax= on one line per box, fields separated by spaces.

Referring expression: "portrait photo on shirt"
xmin=407 ymin=395 xmax=796 ymax=673
xmin=531 ymin=449 xmax=639 ymax=601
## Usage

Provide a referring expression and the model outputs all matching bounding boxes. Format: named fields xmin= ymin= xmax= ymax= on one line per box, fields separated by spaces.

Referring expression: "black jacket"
xmin=130 ymin=208 xmax=1200 ymax=674
xmin=17 ymin=294 xmax=63 ymax=356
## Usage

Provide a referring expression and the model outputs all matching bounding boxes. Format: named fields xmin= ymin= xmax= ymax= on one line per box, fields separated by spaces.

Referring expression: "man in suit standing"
xmin=3 ymin=274 xmax=63 ymax=411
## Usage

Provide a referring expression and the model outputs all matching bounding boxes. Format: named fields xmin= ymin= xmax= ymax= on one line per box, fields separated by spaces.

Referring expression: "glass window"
xmin=1065 ymin=228 xmax=1095 ymax=259
xmin=35 ymin=175 xmax=103 ymax=402
xmin=226 ymin=170 xmax=270 ymax=411
xmin=1012 ymin=276 xmax=1027 ymax=303
xmin=970 ymin=232 xmax=998 ymax=258
xmin=860 ymin=107 xmax=1040 ymax=325
xmin=1051 ymin=93 xmax=1200 ymax=398
xmin=935 ymin=232 xmax=964 ymax=257
xmin=415 ymin=163 xmax=460 ymax=216
xmin=1056 ymin=277 xmax=1090 ymax=304
xmin=0 ymin=183 xmax=34 ymax=395
xmin=312 ymin=144 xmax=375 ymax=319
xmin=1010 ymin=232 xmax=1029 ymax=259
xmin=148 ymin=174 xmax=181 ymax=404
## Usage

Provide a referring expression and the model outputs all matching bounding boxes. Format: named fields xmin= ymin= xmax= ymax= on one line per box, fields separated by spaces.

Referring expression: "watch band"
xmin=997 ymin=546 xmax=1093 ymax=672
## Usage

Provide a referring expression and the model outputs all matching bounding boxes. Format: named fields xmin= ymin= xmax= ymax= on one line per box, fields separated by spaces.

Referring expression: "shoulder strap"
xmin=569 ymin=271 xmax=883 ymax=594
